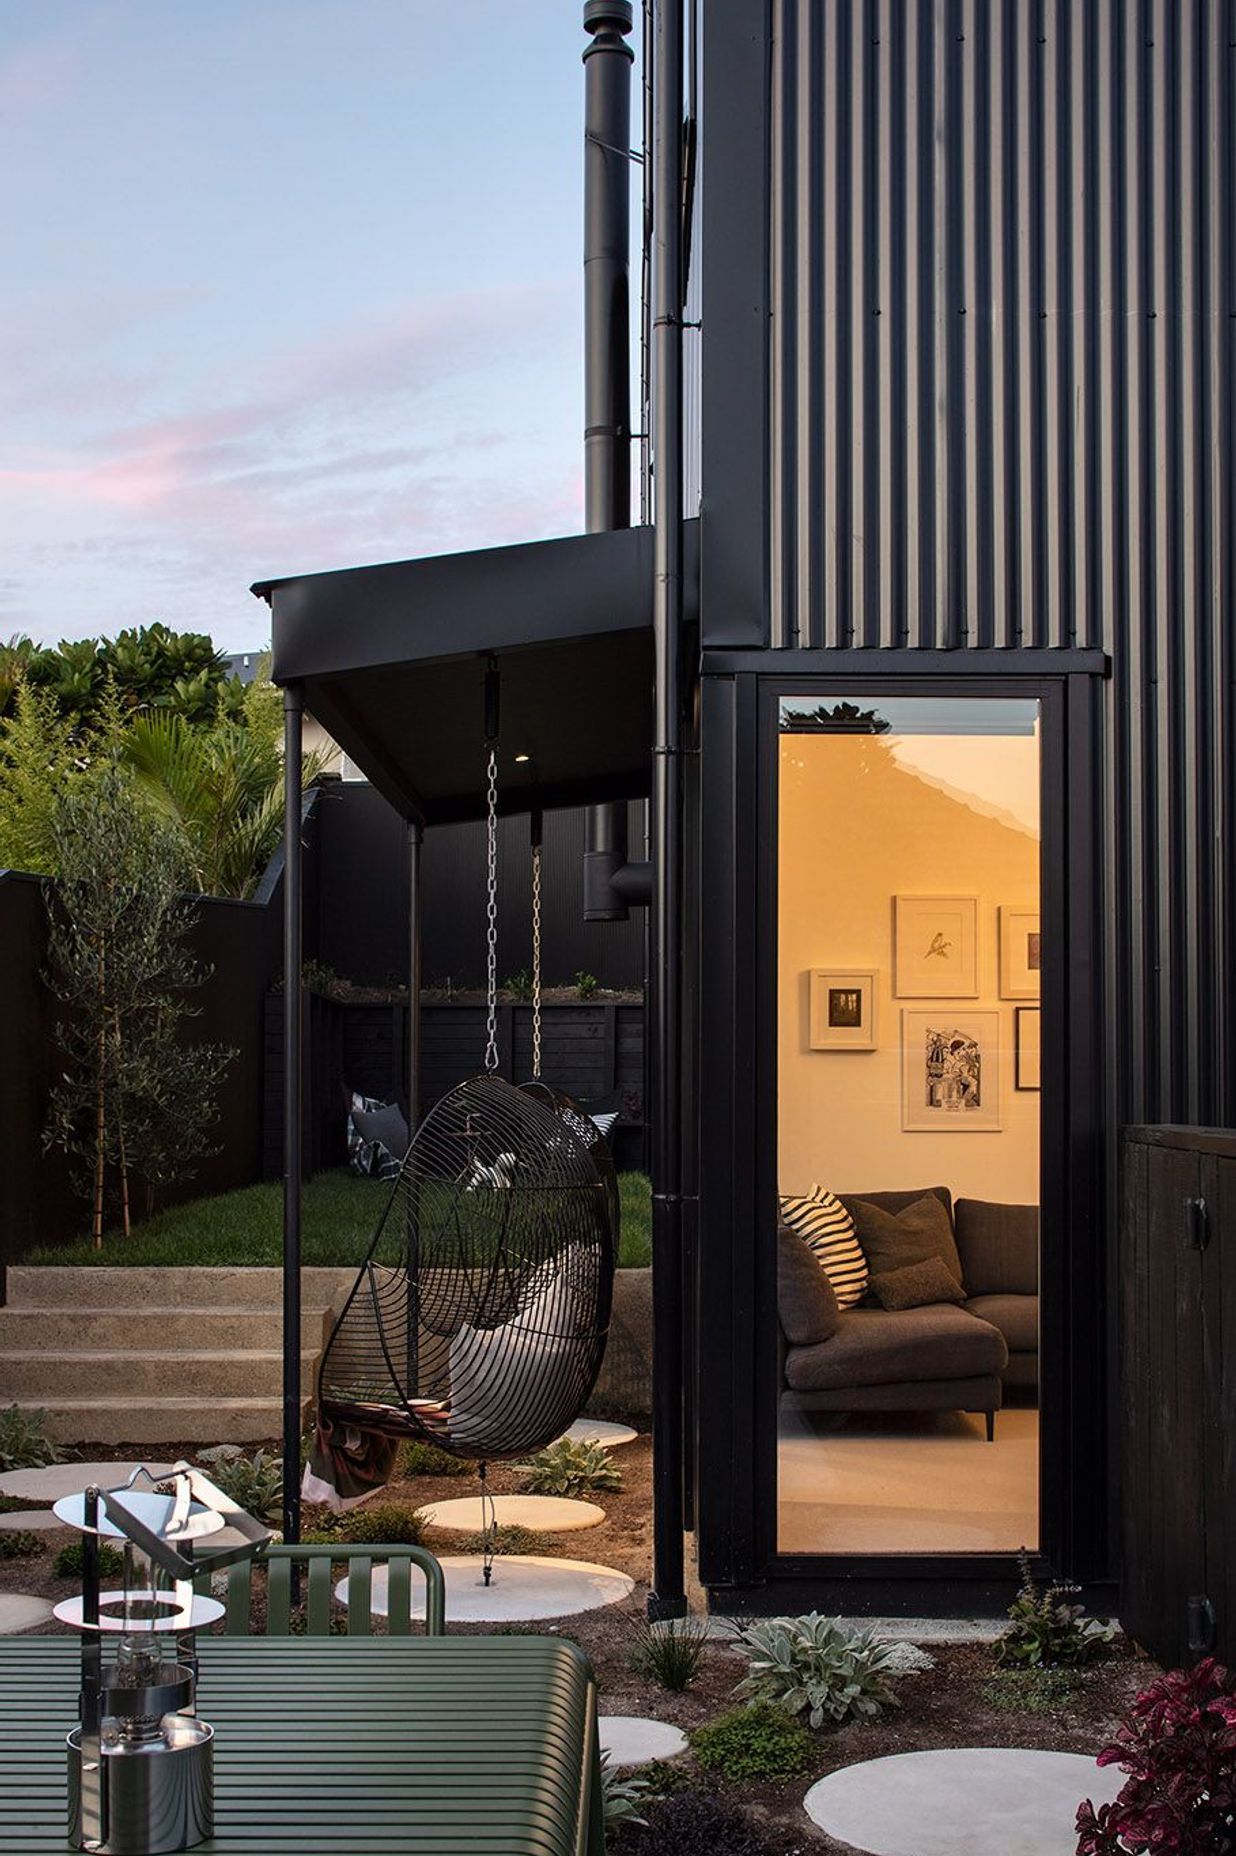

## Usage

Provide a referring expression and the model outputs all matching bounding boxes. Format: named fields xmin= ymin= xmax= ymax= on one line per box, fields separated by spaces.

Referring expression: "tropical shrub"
xmin=203 ymin=1449 xmax=283 ymax=1526
xmin=0 ymin=1530 xmax=42 ymax=1559
xmin=599 ymin=1751 xmax=649 ymax=1835
xmin=395 ymin=1440 xmax=474 ymax=1478
xmin=517 ymin=1438 xmax=622 ymax=1497
xmin=995 ymin=1551 xmax=1118 ymax=1668
xmin=630 ymin=1613 xmax=711 ymax=1692
xmin=0 ymin=1403 xmax=63 ymax=1473
xmin=1075 ymin=1657 xmax=1236 ymax=1855
xmin=620 ymin=1792 xmax=775 ymax=1855
xmin=54 ymin=1541 xmax=126 ymax=1580
xmin=733 ymin=1613 xmax=900 ymax=1728
xmin=690 ymin=1702 xmax=812 ymax=1783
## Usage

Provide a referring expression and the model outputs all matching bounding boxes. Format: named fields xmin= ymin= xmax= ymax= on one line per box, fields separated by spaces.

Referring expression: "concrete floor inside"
xmin=777 ymin=1405 xmax=1039 ymax=1554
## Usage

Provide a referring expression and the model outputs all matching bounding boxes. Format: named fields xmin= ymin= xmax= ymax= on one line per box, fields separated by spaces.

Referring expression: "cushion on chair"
xmin=784 ymin=1304 xmax=1008 ymax=1393
xmin=964 ymin=1293 xmax=1038 ymax=1354
xmin=845 ymin=1192 xmax=964 ymax=1286
xmin=870 ymin=1256 xmax=968 ymax=1311
xmin=777 ymin=1224 xmax=842 ymax=1344
xmin=778 ymin=1186 xmax=869 ymax=1307
xmin=954 ymin=1200 xmax=1039 ymax=1296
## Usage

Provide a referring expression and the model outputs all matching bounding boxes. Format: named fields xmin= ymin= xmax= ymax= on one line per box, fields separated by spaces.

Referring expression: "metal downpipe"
xmin=648 ymin=0 xmax=686 ymax=1619
xmin=281 ymin=685 xmax=304 ymax=1546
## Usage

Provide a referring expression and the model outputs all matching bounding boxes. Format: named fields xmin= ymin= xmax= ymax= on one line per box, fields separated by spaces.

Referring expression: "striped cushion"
xmin=778 ymin=1185 xmax=869 ymax=1308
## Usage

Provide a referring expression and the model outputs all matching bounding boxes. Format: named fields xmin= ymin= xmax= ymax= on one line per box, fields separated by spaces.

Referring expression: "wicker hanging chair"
xmin=313 ymin=1072 xmax=615 ymax=1468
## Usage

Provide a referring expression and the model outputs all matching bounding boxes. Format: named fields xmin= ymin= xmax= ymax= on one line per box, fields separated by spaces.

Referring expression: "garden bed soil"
xmin=1 ymin=1434 xmax=1153 ymax=1854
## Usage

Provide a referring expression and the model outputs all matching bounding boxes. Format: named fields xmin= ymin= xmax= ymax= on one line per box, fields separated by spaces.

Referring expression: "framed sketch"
xmin=1015 ymin=1006 xmax=1041 ymax=1090
xmin=808 ymin=969 xmax=878 ymax=1050
xmin=1000 ymin=906 xmax=1041 ymax=999
xmin=894 ymin=896 xmax=979 ymax=998
xmin=901 ymin=1009 xmax=1002 ymax=1132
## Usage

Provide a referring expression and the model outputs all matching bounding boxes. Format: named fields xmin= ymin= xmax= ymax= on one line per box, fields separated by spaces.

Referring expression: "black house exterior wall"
xmin=690 ymin=1 xmax=1235 ymax=1602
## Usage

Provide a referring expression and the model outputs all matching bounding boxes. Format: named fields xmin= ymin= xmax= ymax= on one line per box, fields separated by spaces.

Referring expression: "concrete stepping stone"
xmin=558 ymin=1419 xmax=638 ymax=1449
xmin=0 ymin=1509 xmax=66 ymax=1532
xmin=0 ymin=1461 xmax=175 ymax=1502
xmin=0 ymin=1594 xmax=54 ymax=1634
xmin=420 ymin=1494 xmax=606 ymax=1534
xmin=599 ymin=1716 xmax=688 ymax=1766
xmin=803 ymin=1748 xmax=1125 ymax=1856
xmin=344 ymin=1554 xmax=634 ymax=1624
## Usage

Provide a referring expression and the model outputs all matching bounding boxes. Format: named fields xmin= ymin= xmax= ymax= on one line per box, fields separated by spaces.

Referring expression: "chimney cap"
xmin=583 ymin=0 xmax=634 ymax=37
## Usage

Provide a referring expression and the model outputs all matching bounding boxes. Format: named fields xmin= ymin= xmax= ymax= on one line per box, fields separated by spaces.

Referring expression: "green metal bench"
xmin=195 ymin=1541 xmax=447 ymax=1636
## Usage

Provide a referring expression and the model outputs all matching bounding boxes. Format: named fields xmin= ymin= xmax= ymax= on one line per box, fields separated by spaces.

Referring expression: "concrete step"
xmin=0 ymin=1349 xmax=320 ymax=1403
xmin=0 ymin=1306 xmax=331 ymax=1352
xmin=14 ymin=1398 xmax=293 ymax=1447
xmin=3 ymin=1267 xmax=355 ymax=1310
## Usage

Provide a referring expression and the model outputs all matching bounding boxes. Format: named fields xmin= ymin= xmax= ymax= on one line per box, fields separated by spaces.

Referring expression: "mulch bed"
xmin=1 ymin=1435 xmax=1153 ymax=1852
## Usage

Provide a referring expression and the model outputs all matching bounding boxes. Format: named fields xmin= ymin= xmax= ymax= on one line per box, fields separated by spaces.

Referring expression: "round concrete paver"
xmin=0 ymin=1509 xmax=66 ymax=1532
xmin=803 ymin=1748 xmax=1125 ymax=1856
xmin=558 ymin=1419 xmax=639 ymax=1449
xmin=420 ymin=1495 xmax=606 ymax=1534
xmin=0 ymin=1461 xmax=176 ymax=1503
xmin=599 ymin=1716 xmax=688 ymax=1767
xmin=341 ymin=1555 xmax=634 ymax=1624
xmin=0 ymin=1594 xmax=55 ymax=1634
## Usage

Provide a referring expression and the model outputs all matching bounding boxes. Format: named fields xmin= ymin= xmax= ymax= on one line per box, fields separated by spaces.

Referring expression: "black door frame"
xmin=695 ymin=656 xmax=1111 ymax=1614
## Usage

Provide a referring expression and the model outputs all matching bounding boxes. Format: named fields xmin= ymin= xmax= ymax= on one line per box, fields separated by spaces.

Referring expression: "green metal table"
xmin=0 ymin=1636 xmax=604 ymax=1856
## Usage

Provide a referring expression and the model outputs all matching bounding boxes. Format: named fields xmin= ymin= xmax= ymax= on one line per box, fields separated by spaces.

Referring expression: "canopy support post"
xmin=406 ymin=818 xmax=423 ymax=1392
xmin=282 ymin=684 xmax=304 ymax=1546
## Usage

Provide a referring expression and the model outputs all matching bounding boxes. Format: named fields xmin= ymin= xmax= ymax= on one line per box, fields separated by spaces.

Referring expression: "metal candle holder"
xmin=54 ymin=1463 xmax=269 ymax=1855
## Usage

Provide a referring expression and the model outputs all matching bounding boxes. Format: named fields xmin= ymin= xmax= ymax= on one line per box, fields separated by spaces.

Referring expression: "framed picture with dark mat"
xmin=808 ymin=969 xmax=878 ymax=1050
xmin=1015 ymin=1006 xmax=1041 ymax=1090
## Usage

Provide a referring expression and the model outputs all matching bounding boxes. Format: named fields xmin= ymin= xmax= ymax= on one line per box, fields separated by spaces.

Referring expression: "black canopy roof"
xmin=254 ymin=524 xmax=691 ymax=825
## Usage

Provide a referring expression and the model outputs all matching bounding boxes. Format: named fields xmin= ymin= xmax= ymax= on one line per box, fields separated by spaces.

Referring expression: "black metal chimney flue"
xmin=582 ymin=0 xmax=633 ymax=531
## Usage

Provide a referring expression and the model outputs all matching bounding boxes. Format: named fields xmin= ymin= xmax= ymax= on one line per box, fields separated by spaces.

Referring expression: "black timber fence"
xmin=1120 ymin=1126 xmax=1236 ymax=1671
xmin=263 ymin=994 xmax=647 ymax=1178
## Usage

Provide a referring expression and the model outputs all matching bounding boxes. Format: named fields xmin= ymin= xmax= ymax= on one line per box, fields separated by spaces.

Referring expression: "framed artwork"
xmin=1015 ymin=1006 xmax=1041 ymax=1090
xmin=894 ymin=896 xmax=979 ymax=998
xmin=808 ymin=969 xmax=878 ymax=1050
xmin=1000 ymin=906 xmax=1041 ymax=999
xmin=901 ymin=1009 xmax=1002 ymax=1132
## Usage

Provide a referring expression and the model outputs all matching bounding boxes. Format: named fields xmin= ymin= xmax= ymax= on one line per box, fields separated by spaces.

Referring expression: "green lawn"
xmin=25 ymin=1169 xmax=653 ymax=1270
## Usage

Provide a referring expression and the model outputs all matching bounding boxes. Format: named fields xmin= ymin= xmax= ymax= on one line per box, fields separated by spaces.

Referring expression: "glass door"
xmin=774 ymin=694 xmax=1042 ymax=1556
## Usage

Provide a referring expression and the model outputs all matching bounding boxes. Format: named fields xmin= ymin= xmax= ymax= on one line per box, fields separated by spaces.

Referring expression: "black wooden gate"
xmin=1121 ymin=1127 xmax=1236 ymax=1669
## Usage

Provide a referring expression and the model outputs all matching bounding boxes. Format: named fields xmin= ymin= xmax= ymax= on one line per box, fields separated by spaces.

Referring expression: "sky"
xmin=1 ymin=2 xmax=637 ymax=652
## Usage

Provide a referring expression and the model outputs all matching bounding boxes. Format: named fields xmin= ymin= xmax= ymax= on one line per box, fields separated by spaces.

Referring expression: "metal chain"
xmin=484 ymin=746 xmax=499 ymax=1073
xmin=531 ymin=838 xmax=542 ymax=1079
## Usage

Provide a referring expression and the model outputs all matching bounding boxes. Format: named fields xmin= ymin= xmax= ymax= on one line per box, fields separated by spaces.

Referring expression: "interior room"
xmin=775 ymin=695 xmax=1041 ymax=1557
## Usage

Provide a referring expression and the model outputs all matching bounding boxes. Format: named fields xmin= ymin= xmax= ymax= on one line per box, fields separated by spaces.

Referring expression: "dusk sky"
xmin=1 ymin=2 xmax=638 ymax=652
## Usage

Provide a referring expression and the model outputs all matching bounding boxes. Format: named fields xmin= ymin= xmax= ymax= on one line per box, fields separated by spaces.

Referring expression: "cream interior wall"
xmin=778 ymin=732 xmax=1040 ymax=1205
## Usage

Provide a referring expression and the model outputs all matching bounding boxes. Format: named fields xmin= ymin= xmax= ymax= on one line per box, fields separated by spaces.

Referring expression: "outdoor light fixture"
xmin=54 ymin=1464 xmax=269 ymax=1855
xmin=514 ymin=752 xmax=531 ymax=764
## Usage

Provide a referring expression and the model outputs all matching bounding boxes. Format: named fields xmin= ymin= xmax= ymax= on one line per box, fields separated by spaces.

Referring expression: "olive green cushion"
xmin=776 ymin=1223 xmax=842 ymax=1345
xmin=870 ymin=1256 xmax=967 ymax=1311
xmin=846 ymin=1191 xmax=965 ymax=1286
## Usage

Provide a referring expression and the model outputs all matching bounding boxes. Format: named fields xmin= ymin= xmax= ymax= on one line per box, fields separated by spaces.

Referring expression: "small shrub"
xmin=690 ymin=1703 xmax=812 ymax=1783
xmin=630 ymin=1613 xmax=711 ymax=1692
xmin=639 ymin=1758 xmax=690 ymax=1799
xmin=54 ymin=1541 xmax=125 ymax=1580
xmin=460 ymin=1524 xmax=547 ymax=1556
xmin=203 ymin=1449 xmax=283 ymax=1526
xmin=0 ymin=1493 xmax=46 ymax=1515
xmin=516 ymin=1438 xmax=622 ymax=1497
xmin=599 ymin=1751 xmax=649 ymax=1835
xmin=733 ymin=1613 xmax=900 ymax=1728
xmin=621 ymin=1791 xmax=775 ymax=1855
xmin=395 ymin=1440 xmax=474 ymax=1479
xmin=0 ymin=1404 xmax=64 ymax=1473
xmin=981 ymin=1667 xmax=1083 ymax=1714
xmin=878 ymin=1640 xmax=936 ymax=1676
xmin=503 ymin=969 xmax=534 ymax=1001
xmin=995 ymin=1551 xmax=1117 ymax=1669
xmin=0 ymin=1529 xmax=42 ymax=1559
xmin=287 ymin=1609 xmax=349 ymax=1636
xmin=1076 ymin=1656 xmax=1236 ymax=1855
xmin=574 ymin=970 xmax=599 ymax=1000
xmin=335 ymin=1502 xmax=428 ymax=1546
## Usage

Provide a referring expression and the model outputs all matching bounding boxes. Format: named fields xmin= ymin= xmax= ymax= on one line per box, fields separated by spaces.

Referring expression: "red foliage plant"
xmin=1075 ymin=1656 xmax=1236 ymax=1854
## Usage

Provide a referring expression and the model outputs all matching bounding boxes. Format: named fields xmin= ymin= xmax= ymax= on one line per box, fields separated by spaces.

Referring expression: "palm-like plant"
xmin=122 ymin=713 xmax=321 ymax=899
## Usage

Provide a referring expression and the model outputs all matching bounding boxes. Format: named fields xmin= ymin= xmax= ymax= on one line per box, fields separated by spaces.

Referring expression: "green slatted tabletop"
xmin=0 ymin=1635 xmax=604 ymax=1856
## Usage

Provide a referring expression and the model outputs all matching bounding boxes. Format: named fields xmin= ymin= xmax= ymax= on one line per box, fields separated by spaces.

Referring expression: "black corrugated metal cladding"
xmin=727 ymin=0 xmax=1234 ymax=1127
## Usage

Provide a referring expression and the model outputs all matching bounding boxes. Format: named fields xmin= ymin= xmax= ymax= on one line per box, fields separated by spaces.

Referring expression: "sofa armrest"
xmin=954 ymin=1199 xmax=1039 ymax=1297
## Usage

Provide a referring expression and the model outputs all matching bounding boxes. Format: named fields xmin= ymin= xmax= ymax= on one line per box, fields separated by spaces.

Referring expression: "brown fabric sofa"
xmin=777 ymin=1187 xmax=1039 ymax=1440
